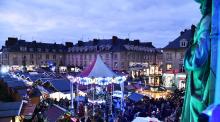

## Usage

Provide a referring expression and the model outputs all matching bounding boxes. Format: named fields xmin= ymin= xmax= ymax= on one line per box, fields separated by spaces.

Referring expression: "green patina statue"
xmin=181 ymin=0 xmax=213 ymax=122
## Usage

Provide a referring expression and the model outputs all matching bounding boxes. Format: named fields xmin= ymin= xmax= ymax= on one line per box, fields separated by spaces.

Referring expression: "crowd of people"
xmin=120 ymin=89 xmax=184 ymax=122
xmin=31 ymin=88 xmax=184 ymax=122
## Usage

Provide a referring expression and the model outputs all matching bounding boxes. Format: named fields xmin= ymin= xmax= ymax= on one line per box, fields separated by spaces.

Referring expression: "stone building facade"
xmin=163 ymin=25 xmax=195 ymax=73
xmin=0 ymin=36 xmax=163 ymax=72
xmin=66 ymin=36 xmax=163 ymax=71
xmin=0 ymin=37 xmax=68 ymax=71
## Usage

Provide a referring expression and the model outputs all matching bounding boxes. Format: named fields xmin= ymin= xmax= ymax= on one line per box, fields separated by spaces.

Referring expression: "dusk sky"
xmin=0 ymin=0 xmax=201 ymax=48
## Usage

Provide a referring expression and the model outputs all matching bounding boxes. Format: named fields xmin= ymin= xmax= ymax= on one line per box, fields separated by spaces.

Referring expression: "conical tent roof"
xmin=79 ymin=55 xmax=117 ymax=78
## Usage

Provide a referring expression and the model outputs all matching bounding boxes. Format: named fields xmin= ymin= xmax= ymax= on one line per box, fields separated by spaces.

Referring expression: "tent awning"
xmin=79 ymin=55 xmax=117 ymax=78
xmin=128 ymin=92 xmax=144 ymax=102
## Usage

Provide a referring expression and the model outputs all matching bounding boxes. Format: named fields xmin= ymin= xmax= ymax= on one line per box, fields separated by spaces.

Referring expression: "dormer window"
xmin=38 ymin=48 xmax=41 ymax=52
xmin=20 ymin=46 xmax=27 ymax=51
xmin=180 ymin=39 xmax=187 ymax=47
xmin=29 ymin=48 xmax=33 ymax=52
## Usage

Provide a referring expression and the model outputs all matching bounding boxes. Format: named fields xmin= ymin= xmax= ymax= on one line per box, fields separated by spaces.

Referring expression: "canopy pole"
xmin=92 ymin=78 xmax=95 ymax=117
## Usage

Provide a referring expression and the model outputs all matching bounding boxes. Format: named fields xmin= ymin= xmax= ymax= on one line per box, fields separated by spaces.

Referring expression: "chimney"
xmin=180 ymin=31 xmax=184 ymax=35
xmin=5 ymin=37 xmax=18 ymax=46
xmin=78 ymin=40 xmax=84 ymax=46
xmin=112 ymin=36 xmax=118 ymax=44
xmin=191 ymin=24 xmax=196 ymax=33
xmin=65 ymin=42 xmax=73 ymax=47
xmin=134 ymin=39 xmax=140 ymax=45
xmin=93 ymin=39 xmax=99 ymax=46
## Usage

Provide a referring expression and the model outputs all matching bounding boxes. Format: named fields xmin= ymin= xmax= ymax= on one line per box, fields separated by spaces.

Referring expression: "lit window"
xmin=166 ymin=64 xmax=172 ymax=70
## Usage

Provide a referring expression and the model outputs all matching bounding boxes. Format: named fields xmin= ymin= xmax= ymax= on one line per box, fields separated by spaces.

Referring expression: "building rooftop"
xmin=0 ymin=101 xmax=23 ymax=118
xmin=2 ymin=38 xmax=67 ymax=53
xmin=69 ymin=36 xmax=156 ymax=53
xmin=163 ymin=25 xmax=195 ymax=50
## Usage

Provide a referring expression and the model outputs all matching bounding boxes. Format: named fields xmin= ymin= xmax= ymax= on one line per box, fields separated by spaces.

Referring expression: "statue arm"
xmin=184 ymin=15 xmax=211 ymax=70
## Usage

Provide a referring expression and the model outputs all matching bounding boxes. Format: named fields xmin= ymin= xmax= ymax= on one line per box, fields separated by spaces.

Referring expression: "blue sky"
xmin=0 ymin=0 xmax=201 ymax=48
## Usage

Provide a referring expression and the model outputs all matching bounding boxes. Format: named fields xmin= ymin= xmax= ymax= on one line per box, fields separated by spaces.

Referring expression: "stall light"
xmin=1 ymin=66 xmax=9 ymax=74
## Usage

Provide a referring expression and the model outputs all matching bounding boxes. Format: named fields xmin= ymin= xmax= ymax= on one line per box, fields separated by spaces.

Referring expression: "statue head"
xmin=194 ymin=0 xmax=212 ymax=16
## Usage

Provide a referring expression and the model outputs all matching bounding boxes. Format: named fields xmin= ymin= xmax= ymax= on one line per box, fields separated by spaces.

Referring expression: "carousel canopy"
xmin=80 ymin=54 xmax=117 ymax=77
xmin=68 ymin=54 xmax=126 ymax=85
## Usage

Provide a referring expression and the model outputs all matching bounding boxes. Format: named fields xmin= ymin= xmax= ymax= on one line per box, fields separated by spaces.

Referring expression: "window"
xmin=166 ymin=53 xmax=172 ymax=61
xmin=114 ymin=54 xmax=118 ymax=59
xmin=30 ymin=54 xmax=34 ymax=59
xmin=38 ymin=54 xmax=42 ymax=59
xmin=4 ymin=54 xmax=8 ymax=58
xmin=84 ymin=61 xmax=87 ymax=67
xmin=114 ymin=62 xmax=118 ymax=68
xmin=20 ymin=47 xmax=27 ymax=51
xmin=13 ymin=57 xmax=18 ymax=65
xmin=121 ymin=62 xmax=125 ymax=68
xmin=180 ymin=52 xmax=184 ymax=60
xmin=46 ymin=54 xmax=49 ymax=59
xmin=166 ymin=64 xmax=172 ymax=70
xmin=23 ymin=55 xmax=26 ymax=60
xmin=45 ymin=49 xmax=49 ymax=52
xmin=179 ymin=64 xmax=185 ymax=72
xmin=29 ymin=48 xmax=33 ymax=52
xmin=53 ymin=55 xmax=56 ymax=60
xmin=106 ymin=53 xmax=109 ymax=59
xmin=31 ymin=61 xmax=34 ymax=65
xmin=180 ymin=39 xmax=187 ymax=47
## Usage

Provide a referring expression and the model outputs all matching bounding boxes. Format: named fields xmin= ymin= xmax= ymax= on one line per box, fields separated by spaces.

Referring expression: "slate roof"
xmin=0 ymin=101 xmax=22 ymax=118
xmin=163 ymin=28 xmax=194 ymax=50
xmin=2 ymin=38 xmax=67 ymax=53
xmin=71 ymin=37 xmax=155 ymax=52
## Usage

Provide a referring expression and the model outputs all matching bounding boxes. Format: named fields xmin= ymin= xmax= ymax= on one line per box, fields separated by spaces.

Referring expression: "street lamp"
xmin=91 ymin=77 xmax=96 ymax=117
xmin=67 ymin=75 xmax=78 ymax=115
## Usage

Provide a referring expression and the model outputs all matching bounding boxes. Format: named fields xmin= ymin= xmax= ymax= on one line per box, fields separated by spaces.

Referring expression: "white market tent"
xmin=132 ymin=117 xmax=161 ymax=122
xmin=67 ymin=54 xmax=126 ymax=113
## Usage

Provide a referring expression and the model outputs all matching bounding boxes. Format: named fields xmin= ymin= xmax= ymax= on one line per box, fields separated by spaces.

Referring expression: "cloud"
xmin=0 ymin=0 xmax=201 ymax=47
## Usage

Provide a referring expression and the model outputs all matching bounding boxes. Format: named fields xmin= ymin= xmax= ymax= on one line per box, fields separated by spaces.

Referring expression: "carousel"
xmin=67 ymin=55 xmax=126 ymax=116
xmin=138 ymin=63 xmax=170 ymax=99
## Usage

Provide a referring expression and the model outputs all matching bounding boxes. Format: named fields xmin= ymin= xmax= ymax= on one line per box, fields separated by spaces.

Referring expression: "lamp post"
xmin=67 ymin=75 xmax=75 ymax=115
xmin=67 ymin=76 xmax=79 ymax=115
xmin=92 ymin=78 xmax=96 ymax=117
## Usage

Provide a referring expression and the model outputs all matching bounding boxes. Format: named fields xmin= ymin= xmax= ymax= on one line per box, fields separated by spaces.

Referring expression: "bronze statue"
xmin=181 ymin=0 xmax=213 ymax=122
